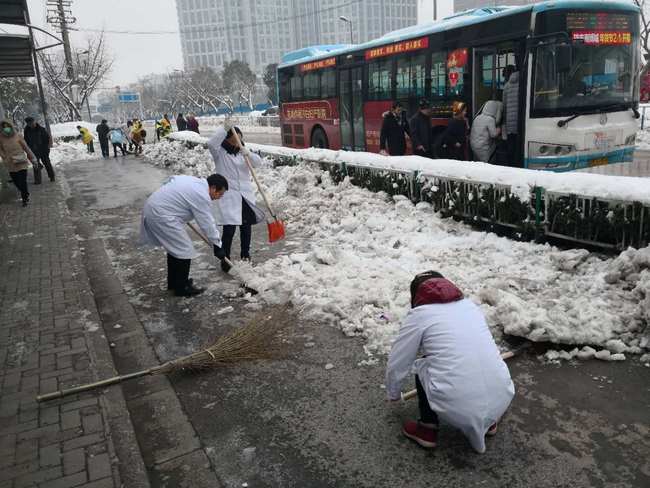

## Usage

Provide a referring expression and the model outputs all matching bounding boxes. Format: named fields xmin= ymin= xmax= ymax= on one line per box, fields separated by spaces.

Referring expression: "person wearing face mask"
xmin=207 ymin=121 xmax=265 ymax=272
xmin=0 ymin=120 xmax=36 ymax=207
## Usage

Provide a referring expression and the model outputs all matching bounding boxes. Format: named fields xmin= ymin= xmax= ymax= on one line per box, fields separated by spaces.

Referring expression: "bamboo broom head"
xmin=155 ymin=305 xmax=291 ymax=375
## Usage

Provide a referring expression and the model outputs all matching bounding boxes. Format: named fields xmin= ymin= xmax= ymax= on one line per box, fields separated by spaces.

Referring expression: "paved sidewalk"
xmin=0 ymin=178 xmax=146 ymax=488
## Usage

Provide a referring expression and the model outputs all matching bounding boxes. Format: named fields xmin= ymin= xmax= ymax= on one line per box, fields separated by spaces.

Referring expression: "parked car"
xmin=262 ymin=106 xmax=279 ymax=116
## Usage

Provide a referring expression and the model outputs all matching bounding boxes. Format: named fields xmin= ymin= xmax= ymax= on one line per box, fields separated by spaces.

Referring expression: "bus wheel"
xmin=311 ymin=128 xmax=329 ymax=149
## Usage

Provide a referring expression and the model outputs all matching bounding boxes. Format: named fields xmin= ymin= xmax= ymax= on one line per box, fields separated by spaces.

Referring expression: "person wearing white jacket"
xmin=207 ymin=123 xmax=265 ymax=272
xmin=140 ymin=173 xmax=228 ymax=297
xmin=385 ymin=271 xmax=515 ymax=453
xmin=469 ymin=100 xmax=502 ymax=163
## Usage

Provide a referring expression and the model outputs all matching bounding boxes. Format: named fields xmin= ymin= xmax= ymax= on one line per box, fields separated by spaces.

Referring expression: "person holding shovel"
xmin=207 ymin=121 xmax=265 ymax=272
xmin=139 ymin=173 xmax=229 ymax=297
xmin=385 ymin=271 xmax=514 ymax=453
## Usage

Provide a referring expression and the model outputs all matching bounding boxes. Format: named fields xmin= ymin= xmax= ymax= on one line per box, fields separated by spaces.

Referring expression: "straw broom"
xmin=37 ymin=306 xmax=289 ymax=402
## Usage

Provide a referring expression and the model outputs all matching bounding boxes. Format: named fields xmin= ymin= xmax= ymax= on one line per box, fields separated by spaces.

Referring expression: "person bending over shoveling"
xmin=140 ymin=173 xmax=229 ymax=297
xmin=385 ymin=271 xmax=515 ymax=453
xmin=207 ymin=121 xmax=266 ymax=272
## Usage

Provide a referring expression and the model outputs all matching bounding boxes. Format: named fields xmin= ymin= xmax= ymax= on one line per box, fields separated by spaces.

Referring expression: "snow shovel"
xmin=400 ymin=342 xmax=531 ymax=401
xmin=229 ymin=126 xmax=286 ymax=243
xmin=186 ymin=221 xmax=258 ymax=295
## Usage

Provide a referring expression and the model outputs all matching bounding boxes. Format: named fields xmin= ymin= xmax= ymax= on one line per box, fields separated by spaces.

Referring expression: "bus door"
xmin=339 ymin=66 xmax=365 ymax=151
xmin=472 ymin=47 xmax=516 ymax=117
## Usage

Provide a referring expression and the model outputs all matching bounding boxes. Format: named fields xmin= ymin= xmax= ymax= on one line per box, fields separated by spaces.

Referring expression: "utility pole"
xmin=46 ymin=0 xmax=77 ymax=119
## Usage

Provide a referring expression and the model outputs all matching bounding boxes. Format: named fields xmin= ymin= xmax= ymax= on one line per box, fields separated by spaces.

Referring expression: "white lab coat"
xmin=139 ymin=175 xmax=222 ymax=259
xmin=207 ymin=127 xmax=265 ymax=225
xmin=385 ymin=299 xmax=515 ymax=453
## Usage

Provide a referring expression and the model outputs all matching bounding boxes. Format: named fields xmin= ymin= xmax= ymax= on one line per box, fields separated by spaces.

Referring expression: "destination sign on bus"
xmin=566 ymin=12 xmax=631 ymax=31
xmin=571 ymin=30 xmax=632 ymax=45
xmin=365 ymin=37 xmax=428 ymax=60
xmin=300 ymin=57 xmax=336 ymax=72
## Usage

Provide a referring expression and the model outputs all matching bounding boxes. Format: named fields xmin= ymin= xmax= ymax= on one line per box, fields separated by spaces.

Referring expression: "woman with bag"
xmin=0 ymin=120 xmax=36 ymax=207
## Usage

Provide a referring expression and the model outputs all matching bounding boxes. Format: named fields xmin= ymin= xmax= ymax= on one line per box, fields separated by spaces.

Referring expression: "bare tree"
xmin=0 ymin=78 xmax=40 ymax=125
xmin=223 ymin=60 xmax=257 ymax=110
xmin=635 ymin=1 xmax=650 ymax=65
xmin=39 ymin=33 xmax=113 ymax=121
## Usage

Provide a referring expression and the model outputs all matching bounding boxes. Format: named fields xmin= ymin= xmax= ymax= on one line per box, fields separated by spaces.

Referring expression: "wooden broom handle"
xmin=187 ymin=222 xmax=234 ymax=268
xmin=400 ymin=345 xmax=530 ymax=401
xmin=228 ymin=124 xmax=279 ymax=221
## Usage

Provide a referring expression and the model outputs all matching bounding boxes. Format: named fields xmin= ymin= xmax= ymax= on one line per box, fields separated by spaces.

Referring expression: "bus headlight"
xmin=529 ymin=142 xmax=575 ymax=158
xmin=624 ymin=134 xmax=636 ymax=146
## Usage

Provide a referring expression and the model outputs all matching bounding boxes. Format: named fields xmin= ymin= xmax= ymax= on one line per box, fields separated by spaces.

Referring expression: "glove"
xmin=213 ymin=244 xmax=226 ymax=260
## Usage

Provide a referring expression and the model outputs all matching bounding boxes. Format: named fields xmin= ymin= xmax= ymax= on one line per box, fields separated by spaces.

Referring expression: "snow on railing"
xmin=166 ymin=132 xmax=650 ymax=250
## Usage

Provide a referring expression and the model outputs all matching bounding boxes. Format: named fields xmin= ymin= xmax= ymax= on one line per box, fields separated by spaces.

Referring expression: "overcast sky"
xmin=16 ymin=0 xmax=452 ymax=88
xmin=25 ymin=0 xmax=183 ymax=87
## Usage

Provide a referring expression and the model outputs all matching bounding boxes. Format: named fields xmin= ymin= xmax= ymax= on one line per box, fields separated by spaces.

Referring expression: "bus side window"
xmin=321 ymin=69 xmax=336 ymax=99
xmin=430 ymin=51 xmax=447 ymax=98
xmin=397 ymin=55 xmax=426 ymax=98
xmin=304 ymin=71 xmax=320 ymax=100
xmin=291 ymin=74 xmax=303 ymax=101
xmin=368 ymin=58 xmax=393 ymax=100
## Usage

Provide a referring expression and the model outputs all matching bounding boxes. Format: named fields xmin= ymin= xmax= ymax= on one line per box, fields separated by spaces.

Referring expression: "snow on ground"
xmin=49 ymin=141 xmax=100 ymax=166
xmin=195 ymin=115 xmax=280 ymax=133
xmin=142 ymin=140 xmax=650 ymax=362
xmin=636 ymin=129 xmax=650 ymax=151
xmin=51 ymin=121 xmax=96 ymax=139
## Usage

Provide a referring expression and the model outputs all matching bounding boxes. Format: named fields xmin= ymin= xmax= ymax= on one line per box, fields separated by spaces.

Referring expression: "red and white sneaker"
xmin=486 ymin=423 xmax=498 ymax=437
xmin=402 ymin=420 xmax=438 ymax=448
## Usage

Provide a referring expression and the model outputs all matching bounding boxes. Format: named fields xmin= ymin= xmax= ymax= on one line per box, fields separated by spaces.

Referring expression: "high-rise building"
xmin=176 ymin=0 xmax=418 ymax=74
xmin=454 ymin=0 xmax=538 ymax=13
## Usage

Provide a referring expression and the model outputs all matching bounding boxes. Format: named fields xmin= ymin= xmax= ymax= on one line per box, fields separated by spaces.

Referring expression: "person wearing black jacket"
xmin=176 ymin=113 xmax=187 ymax=131
xmin=380 ymin=102 xmax=409 ymax=156
xmin=440 ymin=101 xmax=469 ymax=160
xmin=96 ymin=119 xmax=111 ymax=158
xmin=23 ymin=117 xmax=55 ymax=183
xmin=409 ymin=99 xmax=433 ymax=158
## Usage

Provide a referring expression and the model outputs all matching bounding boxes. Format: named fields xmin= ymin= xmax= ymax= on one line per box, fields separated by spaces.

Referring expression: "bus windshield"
xmin=532 ymin=40 xmax=635 ymax=117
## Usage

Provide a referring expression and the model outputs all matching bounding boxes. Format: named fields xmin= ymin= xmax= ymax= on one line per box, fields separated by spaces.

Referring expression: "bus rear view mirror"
xmin=557 ymin=44 xmax=572 ymax=72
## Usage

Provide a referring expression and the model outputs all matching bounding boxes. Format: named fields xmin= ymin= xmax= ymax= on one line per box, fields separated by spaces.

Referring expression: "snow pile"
xmin=248 ymin=143 xmax=650 ymax=205
xmin=50 ymin=121 xmax=95 ymax=139
xmin=140 ymin=140 xmax=649 ymax=361
xmin=168 ymin=131 xmax=209 ymax=145
xmin=143 ymin=138 xmax=214 ymax=175
xmin=196 ymin=115 xmax=280 ymax=133
xmin=49 ymin=141 xmax=99 ymax=166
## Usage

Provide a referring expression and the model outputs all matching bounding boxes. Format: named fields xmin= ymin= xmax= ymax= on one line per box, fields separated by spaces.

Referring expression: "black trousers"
xmin=87 ymin=141 xmax=95 ymax=153
xmin=415 ymin=375 xmax=439 ymax=425
xmin=221 ymin=198 xmax=256 ymax=259
xmin=33 ymin=152 xmax=55 ymax=182
xmin=167 ymin=254 xmax=191 ymax=291
xmin=100 ymin=138 xmax=110 ymax=157
xmin=112 ymin=143 xmax=126 ymax=157
xmin=9 ymin=169 xmax=29 ymax=202
xmin=506 ymin=133 xmax=519 ymax=167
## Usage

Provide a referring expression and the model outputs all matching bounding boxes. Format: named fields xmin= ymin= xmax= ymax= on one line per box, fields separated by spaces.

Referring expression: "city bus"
xmin=277 ymin=1 xmax=640 ymax=171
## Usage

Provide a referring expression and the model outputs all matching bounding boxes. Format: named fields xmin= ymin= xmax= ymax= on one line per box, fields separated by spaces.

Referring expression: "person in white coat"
xmin=470 ymin=100 xmax=502 ymax=163
xmin=385 ymin=271 xmax=515 ymax=453
xmin=140 ymin=173 xmax=229 ymax=297
xmin=207 ymin=123 xmax=265 ymax=272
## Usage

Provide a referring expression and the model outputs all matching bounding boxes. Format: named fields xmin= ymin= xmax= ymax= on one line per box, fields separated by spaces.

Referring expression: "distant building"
xmin=454 ymin=0 xmax=538 ymax=12
xmin=175 ymin=0 xmax=418 ymax=74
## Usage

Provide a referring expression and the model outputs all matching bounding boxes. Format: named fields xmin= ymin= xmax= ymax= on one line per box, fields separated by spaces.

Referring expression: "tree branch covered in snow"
xmin=634 ymin=0 xmax=650 ymax=64
xmin=38 ymin=32 xmax=113 ymax=121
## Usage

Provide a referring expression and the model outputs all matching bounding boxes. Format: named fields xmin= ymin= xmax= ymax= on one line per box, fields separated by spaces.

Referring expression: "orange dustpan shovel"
xmin=230 ymin=126 xmax=286 ymax=243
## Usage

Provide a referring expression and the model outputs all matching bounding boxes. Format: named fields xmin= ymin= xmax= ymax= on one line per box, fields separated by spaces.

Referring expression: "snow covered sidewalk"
xmin=138 ymin=139 xmax=650 ymax=363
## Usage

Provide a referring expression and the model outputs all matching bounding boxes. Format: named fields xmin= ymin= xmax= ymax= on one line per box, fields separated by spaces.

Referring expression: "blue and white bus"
xmin=278 ymin=1 xmax=640 ymax=171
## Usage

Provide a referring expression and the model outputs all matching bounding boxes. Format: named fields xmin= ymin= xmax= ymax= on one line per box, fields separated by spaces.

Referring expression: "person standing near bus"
xmin=502 ymin=65 xmax=520 ymax=167
xmin=409 ymin=100 xmax=434 ymax=158
xmin=380 ymin=102 xmax=409 ymax=156
xmin=440 ymin=101 xmax=469 ymax=160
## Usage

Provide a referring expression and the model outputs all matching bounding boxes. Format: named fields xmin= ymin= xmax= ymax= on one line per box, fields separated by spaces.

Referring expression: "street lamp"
xmin=339 ymin=16 xmax=354 ymax=44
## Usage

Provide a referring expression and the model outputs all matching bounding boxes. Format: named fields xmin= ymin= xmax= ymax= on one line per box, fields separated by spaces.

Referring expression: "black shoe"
xmin=220 ymin=259 xmax=232 ymax=273
xmin=22 ymin=200 xmax=28 ymax=207
xmin=240 ymin=256 xmax=251 ymax=264
xmin=168 ymin=278 xmax=193 ymax=291
xmin=175 ymin=281 xmax=205 ymax=297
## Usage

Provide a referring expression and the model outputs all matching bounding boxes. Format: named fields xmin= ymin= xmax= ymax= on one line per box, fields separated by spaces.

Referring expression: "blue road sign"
xmin=119 ymin=92 xmax=140 ymax=103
